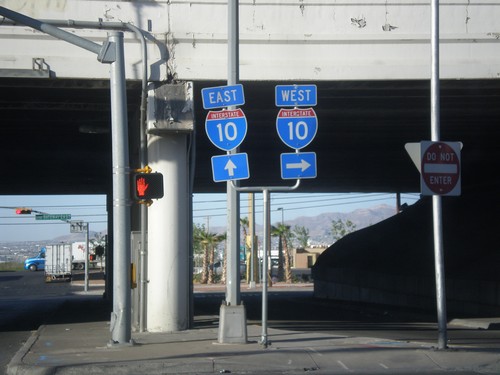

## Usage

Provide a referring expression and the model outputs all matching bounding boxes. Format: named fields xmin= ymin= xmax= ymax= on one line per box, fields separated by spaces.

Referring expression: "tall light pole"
xmin=276 ymin=207 xmax=285 ymax=281
xmin=277 ymin=207 xmax=284 ymax=226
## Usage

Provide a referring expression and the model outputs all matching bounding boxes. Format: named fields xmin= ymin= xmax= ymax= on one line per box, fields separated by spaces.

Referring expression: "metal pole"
xmin=108 ymin=31 xmax=132 ymax=345
xmin=230 ymin=180 xmax=300 ymax=348
xmin=137 ymin=24 xmax=149 ymax=334
xmin=84 ymin=223 xmax=89 ymax=292
xmin=228 ymin=0 xmax=239 ymax=85
xmin=139 ymin=206 xmax=147 ymax=332
xmin=431 ymin=0 xmax=440 ymax=142
xmin=431 ymin=0 xmax=448 ymax=350
xmin=433 ymin=194 xmax=447 ymax=349
xmin=249 ymin=193 xmax=256 ymax=288
xmin=138 ymin=50 xmax=148 ymax=333
xmin=261 ymin=189 xmax=270 ymax=347
xmin=0 ymin=8 xmax=134 ymax=345
xmin=226 ymin=0 xmax=240 ymax=306
xmin=0 ymin=7 xmax=102 ymax=55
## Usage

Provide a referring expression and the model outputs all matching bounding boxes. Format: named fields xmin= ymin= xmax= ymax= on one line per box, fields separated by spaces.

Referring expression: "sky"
xmin=0 ymin=193 xmax=419 ymax=242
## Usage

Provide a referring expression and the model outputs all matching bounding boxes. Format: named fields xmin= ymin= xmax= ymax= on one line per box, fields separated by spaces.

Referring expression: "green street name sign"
xmin=35 ymin=214 xmax=71 ymax=221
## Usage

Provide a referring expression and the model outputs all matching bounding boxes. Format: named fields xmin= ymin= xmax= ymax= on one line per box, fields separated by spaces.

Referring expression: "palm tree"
xmin=194 ymin=227 xmax=225 ymax=284
xmin=240 ymin=217 xmax=249 ymax=281
xmin=270 ymin=224 xmax=283 ymax=281
xmin=240 ymin=216 xmax=249 ymax=252
xmin=271 ymin=224 xmax=294 ymax=282
xmin=221 ymin=236 xmax=227 ymax=284
xmin=193 ymin=224 xmax=206 ymax=276
xmin=293 ymin=225 xmax=310 ymax=249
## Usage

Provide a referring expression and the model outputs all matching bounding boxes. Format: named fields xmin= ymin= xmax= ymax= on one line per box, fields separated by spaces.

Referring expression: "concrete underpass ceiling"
xmin=1 ymin=77 xmax=499 ymax=196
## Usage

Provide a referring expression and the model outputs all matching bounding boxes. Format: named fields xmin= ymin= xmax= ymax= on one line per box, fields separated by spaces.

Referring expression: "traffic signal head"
xmin=133 ymin=173 xmax=164 ymax=200
xmin=15 ymin=208 xmax=32 ymax=214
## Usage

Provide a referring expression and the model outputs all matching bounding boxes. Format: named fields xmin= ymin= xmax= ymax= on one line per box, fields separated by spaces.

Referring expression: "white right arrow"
xmin=286 ymin=159 xmax=311 ymax=172
xmin=224 ymin=159 xmax=237 ymax=176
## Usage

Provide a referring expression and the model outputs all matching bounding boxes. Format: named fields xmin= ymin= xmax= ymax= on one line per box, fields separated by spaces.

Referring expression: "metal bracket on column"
xmin=97 ymin=40 xmax=117 ymax=64
xmin=147 ymin=82 xmax=194 ymax=135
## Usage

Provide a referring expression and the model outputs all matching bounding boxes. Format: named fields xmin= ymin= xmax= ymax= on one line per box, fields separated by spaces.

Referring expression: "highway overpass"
xmin=0 ymin=1 xmax=498 ymax=195
xmin=0 ymin=1 xmax=499 ymax=336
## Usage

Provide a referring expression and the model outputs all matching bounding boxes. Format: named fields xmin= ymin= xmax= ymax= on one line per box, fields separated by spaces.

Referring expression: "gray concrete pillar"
xmin=146 ymin=134 xmax=189 ymax=331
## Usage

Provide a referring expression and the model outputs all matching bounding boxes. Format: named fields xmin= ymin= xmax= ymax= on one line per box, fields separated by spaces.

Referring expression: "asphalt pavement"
xmin=6 ymin=279 xmax=500 ymax=374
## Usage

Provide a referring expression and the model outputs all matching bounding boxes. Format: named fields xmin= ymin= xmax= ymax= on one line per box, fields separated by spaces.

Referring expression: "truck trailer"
xmin=45 ymin=244 xmax=72 ymax=282
xmin=25 ymin=241 xmax=94 ymax=272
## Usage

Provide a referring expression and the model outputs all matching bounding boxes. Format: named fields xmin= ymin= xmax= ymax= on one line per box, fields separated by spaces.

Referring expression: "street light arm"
xmin=0 ymin=6 xmax=103 ymax=56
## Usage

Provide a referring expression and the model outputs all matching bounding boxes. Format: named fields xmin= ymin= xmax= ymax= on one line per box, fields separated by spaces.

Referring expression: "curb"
xmin=7 ymin=326 xmax=56 ymax=375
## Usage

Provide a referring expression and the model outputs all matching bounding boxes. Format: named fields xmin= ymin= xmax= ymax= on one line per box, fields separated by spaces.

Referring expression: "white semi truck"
xmin=71 ymin=241 xmax=87 ymax=270
xmin=25 ymin=241 xmax=94 ymax=272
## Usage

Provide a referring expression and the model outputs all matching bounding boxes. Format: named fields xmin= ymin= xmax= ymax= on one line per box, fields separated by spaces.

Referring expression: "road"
xmin=2 ymin=272 xmax=500 ymax=374
xmin=0 ymin=270 xmax=109 ymax=374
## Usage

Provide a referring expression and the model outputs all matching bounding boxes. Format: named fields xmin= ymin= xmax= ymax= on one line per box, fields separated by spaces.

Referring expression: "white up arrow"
xmin=224 ymin=159 xmax=237 ymax=176
xmin=286 ymin=159 xmax=311 ymax=172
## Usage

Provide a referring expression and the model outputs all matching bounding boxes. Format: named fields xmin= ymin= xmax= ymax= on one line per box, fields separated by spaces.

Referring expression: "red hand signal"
xmin=136 ymin=177 xmax=149 ymax=197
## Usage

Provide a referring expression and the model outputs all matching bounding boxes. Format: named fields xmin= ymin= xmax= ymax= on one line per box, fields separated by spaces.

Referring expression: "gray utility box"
xmin=45 ymin=244 xmax=72 ymax=282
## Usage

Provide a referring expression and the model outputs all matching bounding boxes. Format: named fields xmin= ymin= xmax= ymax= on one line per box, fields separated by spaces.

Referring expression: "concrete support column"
xmin=146 ymin=133 xmax=189 ymax=332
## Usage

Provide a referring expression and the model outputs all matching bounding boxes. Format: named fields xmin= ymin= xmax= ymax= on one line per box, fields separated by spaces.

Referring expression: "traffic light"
xmin=133 ymin=173 xmax=164 ymax=200
xmin=15 ymin=208 xmax=32 ymax=214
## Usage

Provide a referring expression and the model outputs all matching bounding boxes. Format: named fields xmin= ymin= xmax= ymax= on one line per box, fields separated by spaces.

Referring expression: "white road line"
xmin=337 ymin=360 xmax=350 ymax=371
xmin=379 ymin=362 xmax=389 ymax=369
xmin=307 ymin=347 xmax=323 ymax=356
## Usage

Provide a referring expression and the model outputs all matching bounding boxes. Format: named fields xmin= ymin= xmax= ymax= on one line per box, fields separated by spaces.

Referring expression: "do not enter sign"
xmin=421 ymin=141 xmax=461 ymax=196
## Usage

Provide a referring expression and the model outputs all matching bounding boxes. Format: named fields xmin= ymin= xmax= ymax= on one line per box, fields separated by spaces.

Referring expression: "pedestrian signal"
xmin=133 ymin=173 xmax=164 ymax=200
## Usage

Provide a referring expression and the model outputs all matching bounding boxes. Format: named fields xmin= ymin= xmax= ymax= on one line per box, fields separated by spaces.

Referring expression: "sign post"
xmin=406 ymin=140 xmax=462 ymax=350
xmin=202 ymin=79 xmax=248 ymax=344
xmin=202 ymin=82 xmax=319 ymax=347
xmin=69 ymin=220 xmax=90 ymax=292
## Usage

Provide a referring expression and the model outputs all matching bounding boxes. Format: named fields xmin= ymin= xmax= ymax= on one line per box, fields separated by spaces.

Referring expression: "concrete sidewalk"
xmin=8 ymin=315 xmax=500 ymax=374
xmin=7 ymin=279 xmax=500 ymax=374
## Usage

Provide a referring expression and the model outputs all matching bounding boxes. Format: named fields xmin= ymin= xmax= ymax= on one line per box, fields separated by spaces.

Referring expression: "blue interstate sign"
xmin=202 ymin=84 xmax=245 ymax=109
xmin=275 ymin=84 xmax=317 ymax=107
xmin=205 ymin=109 xmax=247 ymax=151
xmin=211 ymin=153 xmax=250 ymax=182
xmin=276 ymin=108 xmax=318 ymax=150
xmin=280 ymin=152 xmax=317 ymax=179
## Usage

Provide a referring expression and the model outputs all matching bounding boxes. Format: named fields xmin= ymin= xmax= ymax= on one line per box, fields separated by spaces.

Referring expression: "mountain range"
xmin=209 ymin=204 xmax=398 ymax=246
